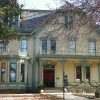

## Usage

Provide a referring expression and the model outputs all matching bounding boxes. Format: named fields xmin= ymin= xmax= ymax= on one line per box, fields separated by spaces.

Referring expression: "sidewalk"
xmin=0 ymin=93 xmax=99 ymax=100
xmin=42 ymin=92 xmax=100 ymax=100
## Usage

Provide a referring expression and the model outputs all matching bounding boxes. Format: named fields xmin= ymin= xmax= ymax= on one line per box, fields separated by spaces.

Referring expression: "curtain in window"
xmin=9 ymin=63 xmax=17 ymax=82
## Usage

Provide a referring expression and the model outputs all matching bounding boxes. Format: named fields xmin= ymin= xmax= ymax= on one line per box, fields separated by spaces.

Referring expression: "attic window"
xmin=65 ymin=15 xmax=73 ymax=29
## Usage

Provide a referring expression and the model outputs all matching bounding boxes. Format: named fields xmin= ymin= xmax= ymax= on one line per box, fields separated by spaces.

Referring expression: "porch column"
xmin=39 ymin=59 xmax=43 ymax=85
xmin=82 ymin=65 xmax=86 ymax=82
xmin=82 ymin=59 xmax=87 ymax=82
xmin=61 ymin=58 xmax=65 ymax=86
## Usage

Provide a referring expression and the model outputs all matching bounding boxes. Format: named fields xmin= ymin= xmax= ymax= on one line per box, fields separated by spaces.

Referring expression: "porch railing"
xmin=39 ymin=50 xmax=100 ymax=56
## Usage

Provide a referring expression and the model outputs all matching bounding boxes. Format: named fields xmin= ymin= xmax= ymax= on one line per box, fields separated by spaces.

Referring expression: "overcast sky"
xmin=18 ymin=0 xmax=61 ymax=10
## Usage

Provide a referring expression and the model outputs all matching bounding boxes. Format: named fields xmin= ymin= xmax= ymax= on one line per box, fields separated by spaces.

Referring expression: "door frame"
xmin=43 ymin=64 xmax=55 ymax=87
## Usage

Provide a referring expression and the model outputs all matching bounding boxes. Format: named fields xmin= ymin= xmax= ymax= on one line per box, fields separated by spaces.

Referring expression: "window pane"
xmin=1 ymin=63 xmax=6 ymax=82
xmin=50 ymin=39 xmax=56 ymax=54
xmin=0 ymin=42 xmax=6 ymax=52
xmin=9 ymin=63 xmax=17 ymax=82
xmin=21 ymin=40 xmax=27 ymax=52
xmin=89 ymin=41 xmax=96 ymax=54
xmin=20 ymin=63 xmax=25 ymax=82
xmin=69 ymin=41 xmax=76 ymax=51
xmin=89 ymin=42 xmax=95 ymax=48
xmin=42 ymin=40 xmax=47 ymax=50
xmin=65 ymin=16 xmax=68 ymax=27
xmin=42 ymin=39 xmax=47 ymax=54
xmin=76 ymin=66 xmax=82 ymax=81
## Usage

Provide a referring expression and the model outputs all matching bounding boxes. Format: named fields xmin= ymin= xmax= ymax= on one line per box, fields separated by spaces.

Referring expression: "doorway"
xmin=43 ymin=65 xmax=55 ymax=87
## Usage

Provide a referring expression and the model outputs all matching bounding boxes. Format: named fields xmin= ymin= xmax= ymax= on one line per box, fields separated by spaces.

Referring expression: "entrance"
xmin=43 ymin=65 xmax=55 ymax=87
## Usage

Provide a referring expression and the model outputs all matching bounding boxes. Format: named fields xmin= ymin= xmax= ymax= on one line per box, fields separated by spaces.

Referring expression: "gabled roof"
xmin=20 ymin=14 xmax=49 ymax=33
xmin=20 ymin=9 xmax=52 ymax=33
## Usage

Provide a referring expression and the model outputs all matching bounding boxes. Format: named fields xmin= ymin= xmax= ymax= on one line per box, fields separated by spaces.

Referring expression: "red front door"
xmin=43 ymin=69 xmax=54 ymax=87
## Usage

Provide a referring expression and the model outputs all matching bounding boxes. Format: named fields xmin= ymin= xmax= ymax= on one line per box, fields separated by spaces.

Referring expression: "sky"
xmin=18 ymin=0 xmax=61 ymax=10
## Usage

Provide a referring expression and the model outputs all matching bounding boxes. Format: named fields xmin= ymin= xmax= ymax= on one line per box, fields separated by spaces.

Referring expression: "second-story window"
xmin=42 ymin=39 xmax=47 ymax=54
xmin=88 ymin=41 xmax=96 ymax=55
xmin=20 ymin=39 xmax=27 ymax=52
xmin=69 ymin=40 xmax=76 ymax=53
xmin=50 ymin=39 xmax=56 ymax=54
xmin=0 ymin=41 xmax=6 ymax=52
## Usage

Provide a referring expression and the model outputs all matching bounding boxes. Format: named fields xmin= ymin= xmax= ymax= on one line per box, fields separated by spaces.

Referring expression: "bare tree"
xmin=32 ymin=0 xmax=100 ymax=42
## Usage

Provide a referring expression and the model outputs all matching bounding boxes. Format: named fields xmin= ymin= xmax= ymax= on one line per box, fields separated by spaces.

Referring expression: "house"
xmin=0 ymin=9 xmax=51 ymax=93
xmin=0 ymin=7 xmax=100 ymax=93
xmin=34 ymin=6 xmax=100 ymax=92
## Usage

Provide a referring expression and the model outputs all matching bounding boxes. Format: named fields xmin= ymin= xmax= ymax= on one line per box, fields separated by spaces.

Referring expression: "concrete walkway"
xmin=42 ymin=92 xmax=100 ymax=100
xmin=0 ymin=93 xmax=99 ymax=100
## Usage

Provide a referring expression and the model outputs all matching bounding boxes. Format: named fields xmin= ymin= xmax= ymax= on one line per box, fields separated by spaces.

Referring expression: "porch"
xmin=37 ymin=51 xmax=100 ymax=89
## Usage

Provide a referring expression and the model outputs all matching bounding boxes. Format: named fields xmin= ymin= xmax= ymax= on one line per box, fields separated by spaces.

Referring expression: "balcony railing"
xmin=0 ymin=50 xmax=28 ymax=57
xmin=39 ymin=50 xmax=100 ymax=56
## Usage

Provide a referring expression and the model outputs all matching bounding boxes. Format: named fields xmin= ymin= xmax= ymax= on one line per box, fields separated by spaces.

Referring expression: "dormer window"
xmin=65 ymin=15 xmax=73 ymax=29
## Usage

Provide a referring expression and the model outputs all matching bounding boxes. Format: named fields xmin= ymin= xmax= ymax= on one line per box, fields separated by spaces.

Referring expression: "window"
xmin=50 ymin=39 xmax=56 ymax=54
xmin=20 ymin=63 xmax=25 ymax=82
xmin=88 ymin=41 xmax=96 ymax=55
xmin=86 ymin=66 xmax=90 ymax=81
xmin=69 ymin=40 xmax=76 ymax=52
xmin=0 ymin=41 xmax=6 ymax=53
xmin=65 ymin=15 xmax=73 ymax=29
xmin=9 ymin=63 xmax=17 ymax=82
xmin=42 ymin=39 xmax=47 ymax=54
xmin=20 ymin=39 xmax=27 ymax=52
xmin=76 ymin=66 xmax=82 ymax=81
xmin=1 ymin=63 xmax=6 ymax=82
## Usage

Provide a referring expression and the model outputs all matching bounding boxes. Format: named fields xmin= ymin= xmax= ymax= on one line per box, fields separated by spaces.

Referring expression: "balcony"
xmin=0 ymin=49 xmax=28 ymax=58
xmin=39 ymin=50 xmax=100 ymax=59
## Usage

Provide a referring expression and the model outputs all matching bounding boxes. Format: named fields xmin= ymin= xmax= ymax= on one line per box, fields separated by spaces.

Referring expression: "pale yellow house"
xmin=34 ymin=8 xmax=100 ymax=91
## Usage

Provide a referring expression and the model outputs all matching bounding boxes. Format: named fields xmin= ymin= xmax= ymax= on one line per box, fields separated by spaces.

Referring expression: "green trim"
xmin=98 ymin=64 xmax=100 ymax=82
xmin=22 ymin=9 xmax=52 ymax=12
xmin=32 ymin=35 xmax=36 ymax=89
xmin=38 ymin=54 xmax=100 ymax=60
xmin=61 ymin=59 xmax=65 ymax=86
